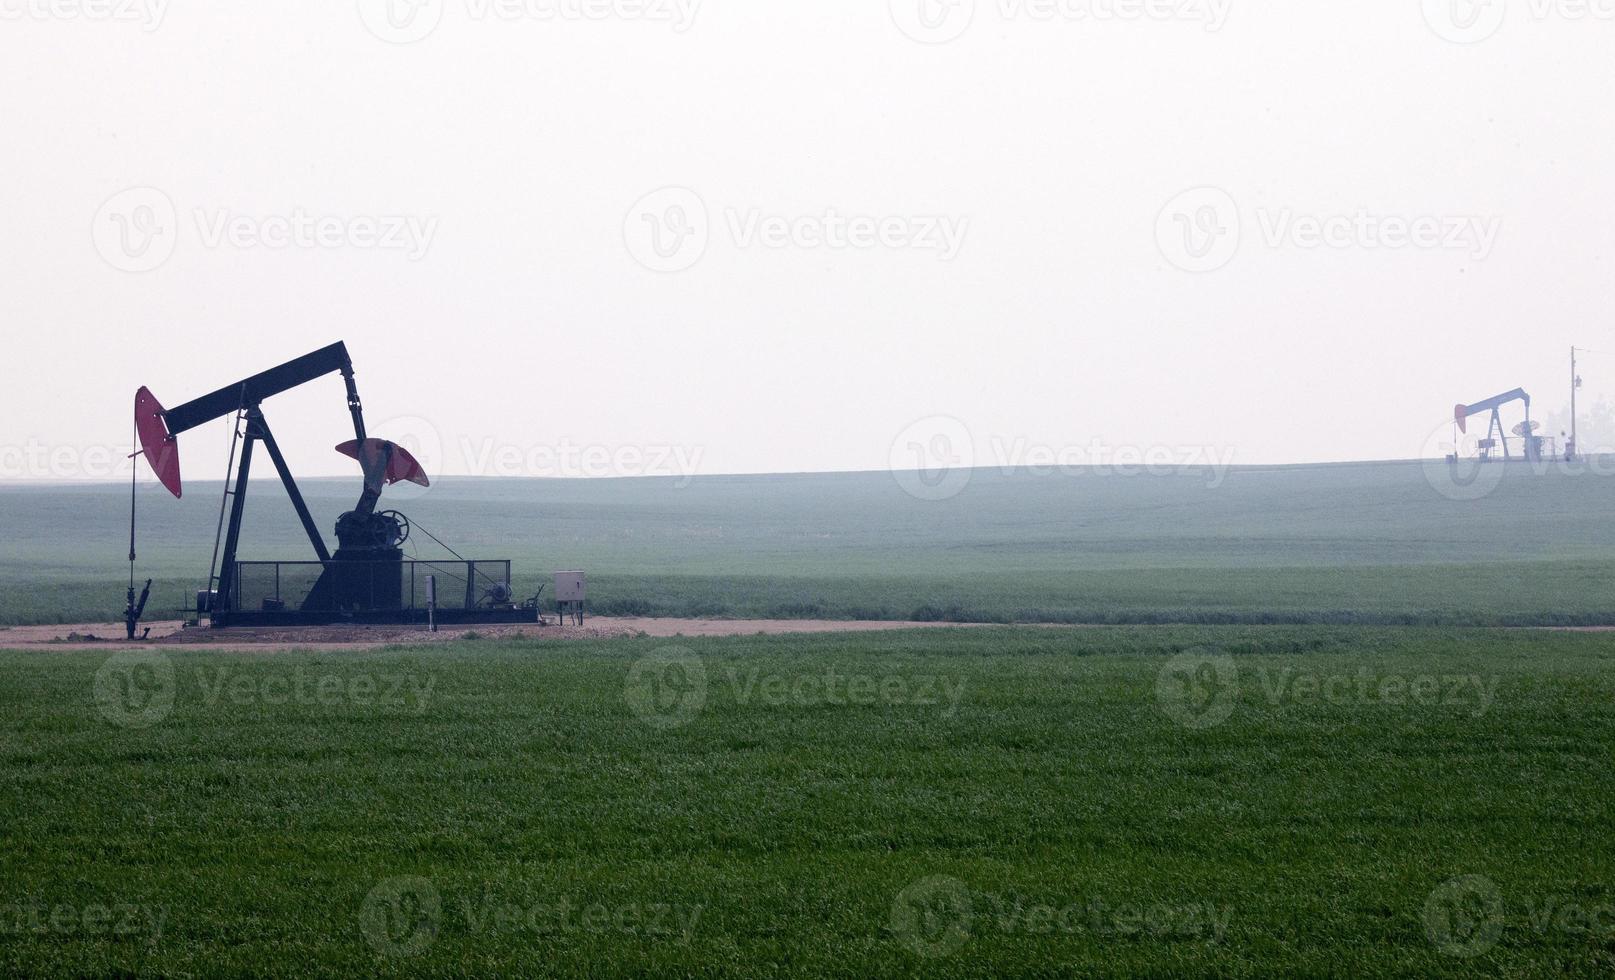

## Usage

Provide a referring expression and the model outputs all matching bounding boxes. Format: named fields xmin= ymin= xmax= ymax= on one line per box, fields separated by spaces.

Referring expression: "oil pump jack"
xmin=129 ymin=342 xmax=535 ymax=629
xmin=1453 ymin=388 xmax=1543 ymax=463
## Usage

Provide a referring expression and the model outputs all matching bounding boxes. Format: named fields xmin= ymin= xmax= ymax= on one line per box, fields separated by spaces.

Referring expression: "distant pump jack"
xmin=1451 ymin=388 xmax=1544 ymax=464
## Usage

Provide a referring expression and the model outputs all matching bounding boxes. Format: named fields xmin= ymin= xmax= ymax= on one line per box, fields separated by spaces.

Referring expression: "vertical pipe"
xmin=126 ymin=414 xmax=138 ymax=640
xmin=128 ymin=415 xmax=138 ymax=580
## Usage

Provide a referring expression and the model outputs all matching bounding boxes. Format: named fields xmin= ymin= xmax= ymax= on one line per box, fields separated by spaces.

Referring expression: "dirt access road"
xmin=0 ymin=618 xmax=987 ymax=652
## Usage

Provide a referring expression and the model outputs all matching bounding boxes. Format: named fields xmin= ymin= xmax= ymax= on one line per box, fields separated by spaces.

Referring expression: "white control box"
xmin=554 ymin=571 xmax=586 ymax=603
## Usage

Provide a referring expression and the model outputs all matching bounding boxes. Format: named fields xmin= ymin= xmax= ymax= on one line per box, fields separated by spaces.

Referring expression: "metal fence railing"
xmin=230 ymin=560 xmax=515 ymax=614
xmin=1480 ymin=436 xmax=1560 ymax=460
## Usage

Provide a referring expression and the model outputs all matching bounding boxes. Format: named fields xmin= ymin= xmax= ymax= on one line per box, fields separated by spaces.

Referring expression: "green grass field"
xmin=2 ymin=627 xmax=1612 ymax=976
xmin=3 ymin=458 xmax=1614 ymax=626
xmin=4 ymin=465 xmax=1614 ymax=975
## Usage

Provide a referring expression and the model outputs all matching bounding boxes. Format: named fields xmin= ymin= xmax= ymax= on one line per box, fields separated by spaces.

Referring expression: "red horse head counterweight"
xmin=135 ymin=386 xmax=182 ymax=498
xmin=336 ymin=439 xmax=430 ymax=493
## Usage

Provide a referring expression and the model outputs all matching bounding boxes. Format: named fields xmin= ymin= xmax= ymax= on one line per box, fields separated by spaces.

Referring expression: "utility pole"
xmin=1570 ymin=346 xmax=1583 ymax=461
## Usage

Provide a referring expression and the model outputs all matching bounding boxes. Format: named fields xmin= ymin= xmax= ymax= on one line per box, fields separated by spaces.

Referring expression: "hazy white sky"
xmin=2 ymin=1 xmax=1612 ymax=484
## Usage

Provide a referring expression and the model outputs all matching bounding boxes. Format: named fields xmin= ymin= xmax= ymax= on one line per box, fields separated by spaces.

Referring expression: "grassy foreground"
xmin=2 ymin=626 xmax=1612 ymax=976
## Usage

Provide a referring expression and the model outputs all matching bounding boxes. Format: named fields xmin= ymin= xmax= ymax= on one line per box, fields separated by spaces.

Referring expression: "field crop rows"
xmin=2 ymin=626 xmax=1612 ymax=976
